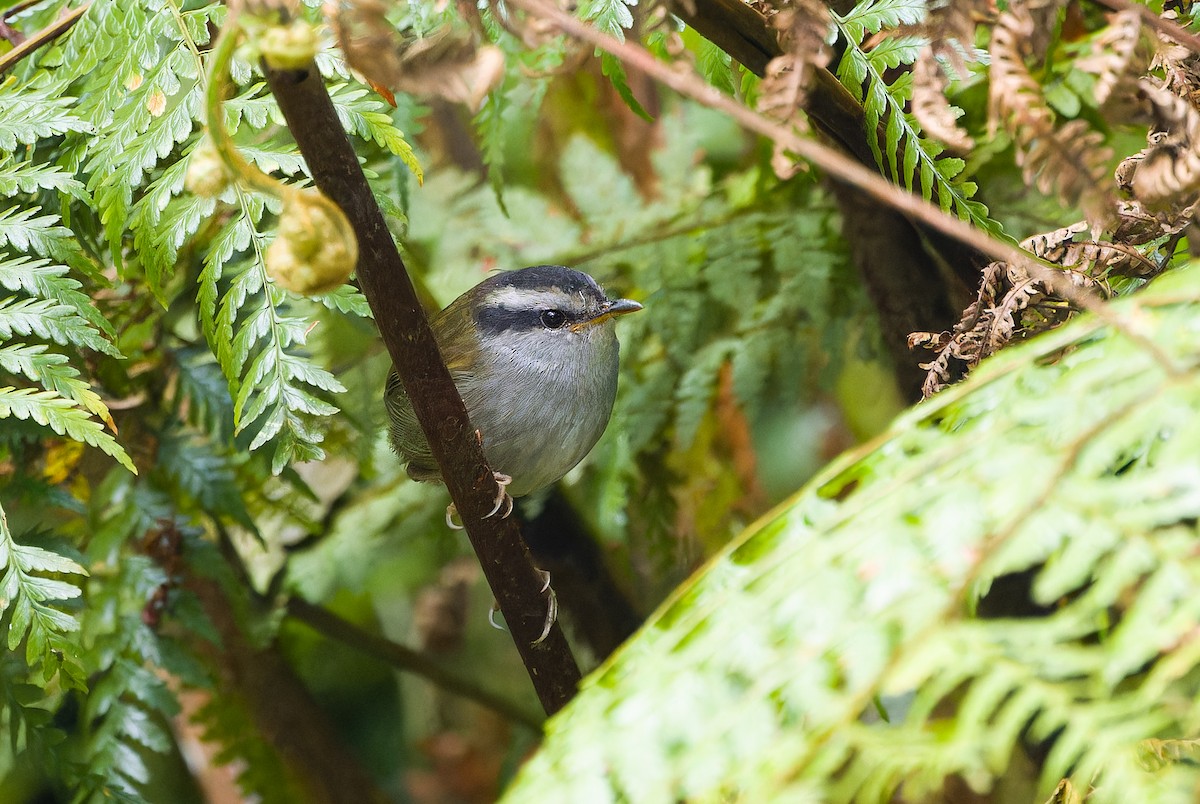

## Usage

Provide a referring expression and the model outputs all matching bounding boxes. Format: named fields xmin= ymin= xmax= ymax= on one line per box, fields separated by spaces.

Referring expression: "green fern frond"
xmin=674 ymin=338 xmax=737 ymax=448
xmin=70 ymin=554 xmax=182 ymax=804
xmin=0 ymin=387 xmax=135 ymax=472
xmin=327 ymin=83 xmax=424 ymax=181
xmin=576 ymin=0 xmax=651 ymax=118
xmin=237 ymin=141 xmax=309 ymax=176
xmin=0 ymin=343 xmax=113 ymax=425
xmin=0 ymin=253 xmax=116 ymax=340
xmin=602 ymin=53 xmax=652 ymax=121
xmin=193 ymin=685 xmax=310 ymax=804
xmin=0 ymin=80 xmax=94 ymax=152
xmin=173 ymin=346 xmax=235 ymax=437
xmin=837 ymin=0 xmax=925 ymax=42
xmin=694 ymin=36 xmax=736 ymax=96
xmin=578 ymin=0 xmax=635 ymax=40
xmin=158 ymin=431 xmax=255 ymax=528
xmin=129 ymin=159 xmax=218 ymax=297
xmin=0 ymin=157 xmax=90 ymax=201
xmin=0 ymin=507 xmax=88 ymax=685
xmin=833 ymin=1 xmax=1000 ymax=235
xmin=0 ymin=295 xmax=117 ymax=356
xmin=502 ymin=262 xmax=1200 ymax=803
xmin=72 ymin=8 xmax=206 ymax=261
xmin=197 ymin=197 xmax=344 ymax=473
xmin=473 ymin=92 xmax=509 ymax=208
xmin=223 ymin=81 xmax=279 ymax=130
xmin=0 ymin=206 xmax=95 ymax=274
xmin=314 ymin=284 xmax=373 ymax=318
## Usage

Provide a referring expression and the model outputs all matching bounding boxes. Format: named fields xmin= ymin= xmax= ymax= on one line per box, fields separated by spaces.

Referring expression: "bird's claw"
xmin=446 ymin=474 xmax=512 ymax=528
xmin=484 ymin=472 xmax=514 ymax=520
xmin=485 ymin=569 xmax=558 ymax=645
xmin=488 ymin=600 xmax=505 ymax=632
xmin=532 ymin=568 xmax=557 ymax=646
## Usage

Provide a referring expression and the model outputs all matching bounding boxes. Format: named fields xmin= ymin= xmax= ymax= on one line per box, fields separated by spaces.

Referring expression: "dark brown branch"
xmin=0 ymin=3 xmax=88 ymax=75
xmin=184 ymin=568 xmax=389 ymax=804
xmin=675 ymin=0 xmax=984 ymax=284
xmin=261 ymin=62 xmax=582 ymax=715
xmin=673 ymin=0 xmax=975 ymax=396
xmin=285 ymin=598 xmax=545 ymax=730
xmin=673 ymin=0 xmax=778 ymax=76
xmin=520 ymin=490 xmax=644 ymax=660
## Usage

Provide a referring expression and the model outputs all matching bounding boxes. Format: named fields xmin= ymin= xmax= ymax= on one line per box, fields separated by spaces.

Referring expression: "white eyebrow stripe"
xmin=484 ymin=287 xmax=575 ymax=309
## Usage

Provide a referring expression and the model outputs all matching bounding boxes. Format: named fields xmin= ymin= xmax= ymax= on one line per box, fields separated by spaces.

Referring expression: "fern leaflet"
xmin=833 ymin=0 xmax=1001 ymax=236
xmin=0 ymin=387 xmax=135 ymax=472
xmin=0 ymin=507 xmax=88 ymax=686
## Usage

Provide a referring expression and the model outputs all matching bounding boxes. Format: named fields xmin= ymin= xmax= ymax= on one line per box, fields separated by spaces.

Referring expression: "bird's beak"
xmin=573 ymin=298 xmax=643 ymax=331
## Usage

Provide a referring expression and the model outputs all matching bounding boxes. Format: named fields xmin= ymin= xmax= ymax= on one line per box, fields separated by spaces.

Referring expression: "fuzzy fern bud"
xmin=184 ymin=141 xmax=231 ymax=198
xmin=258 ymin=19 xmax=319 ymax=70
xmin=266 ymin=189 xmax=358 ymax=295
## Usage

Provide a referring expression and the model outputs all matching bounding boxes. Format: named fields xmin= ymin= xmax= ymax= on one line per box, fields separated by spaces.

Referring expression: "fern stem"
xmin=204 ymin=9 xmax=287 ymax=200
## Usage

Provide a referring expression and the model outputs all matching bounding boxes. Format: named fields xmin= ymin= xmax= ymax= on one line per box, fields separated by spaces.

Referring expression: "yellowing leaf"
xmin=42 ymin=439 xmax=84 ymax=485
xmin=146 ymin=89 xmax=166 ymax=117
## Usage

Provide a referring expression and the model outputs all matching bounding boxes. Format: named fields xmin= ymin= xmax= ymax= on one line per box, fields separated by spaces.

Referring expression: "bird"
xmin=385 ymin=263 xmax=642 ymax=518
xmin=384 ymin=265 xmax=641 ymax=643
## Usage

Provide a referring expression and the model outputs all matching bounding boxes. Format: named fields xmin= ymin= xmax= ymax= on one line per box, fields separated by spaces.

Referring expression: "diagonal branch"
xmin=505 ymin=0 xmax=1184 ymax=380
xmin=0 ymin=3 xmax=89 ymax=75
xmin=1086 ymin=0 xmax=1200 ymax=55
xmin=260 ymin=62 xmax=581 ymax=716
xmin=674 ymin=0 xmax=980 ymax=395
xmin=285 ymin=598 xmax=545 ymax=730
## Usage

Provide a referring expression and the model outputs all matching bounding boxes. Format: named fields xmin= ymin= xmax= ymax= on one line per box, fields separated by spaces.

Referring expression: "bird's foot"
xmin=446 ymin=473 xmax=512 ymax=529
xmin=484 ymin=568 xmax=558 ymax=646
xmin=484 ymin=472 xmax=514 ymax=519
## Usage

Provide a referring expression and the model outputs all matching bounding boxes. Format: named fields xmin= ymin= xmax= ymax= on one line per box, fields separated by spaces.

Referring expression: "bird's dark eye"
xmin=540 ymin=309 xmax=567 ymax=329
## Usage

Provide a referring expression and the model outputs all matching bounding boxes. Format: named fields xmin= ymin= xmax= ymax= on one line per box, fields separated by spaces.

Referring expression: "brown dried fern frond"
xmin=1075 ymin=9 xmax=1155 ymax=112
xmin=908 ymin=0 xmax=992 ymax=152
xmin=989 ymin=1 xmax=1115 ymax=227
xmin=922 ymin=0 xmax=991 ymax=76
xmin=1110 ymin=197 xmax=1199 ymax=246
xmin=910 ymin=215 xmax=1180 ymax=398
xmin=1124 ymin=80 xmax=1200 ymax=211
xmin=1154 ymin=10 xmax=1200 ymax=108
xmin=756 ymin=1 xmax=832 ymax=179
xmin=912 ymin=46 xmax=974 ymax=152
xmin=330 ymin=0 xmax=503 ymax=110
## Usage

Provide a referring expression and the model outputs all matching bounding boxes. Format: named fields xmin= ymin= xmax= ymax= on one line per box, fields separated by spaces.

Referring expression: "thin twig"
xmin=285 ymin=598 xmax=545 ymax=731
xmin=3 ymin=0 xmax=46 ymax=20
xmin=1086 ymin=0 xmax=1200 ymax=55
xmin=1 ymin=0 xmax=43 ymax=44
xmin=0 ymin=3 xmax=88 ymax=75
xmin=502 ymin=0 xmax=1184 ymax=377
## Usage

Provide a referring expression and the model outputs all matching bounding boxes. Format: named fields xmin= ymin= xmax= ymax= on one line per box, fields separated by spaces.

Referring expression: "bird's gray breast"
xmin=462 ymin=325 xmax=620 ymax=496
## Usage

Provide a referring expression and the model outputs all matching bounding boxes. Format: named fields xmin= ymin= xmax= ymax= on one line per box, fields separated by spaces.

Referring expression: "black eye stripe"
xmin=475 ymin=306 xmax=577 ymax=334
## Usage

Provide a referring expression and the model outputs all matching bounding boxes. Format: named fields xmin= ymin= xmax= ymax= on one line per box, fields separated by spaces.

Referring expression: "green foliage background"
xmin=0 ymin=0 xmax=1195 ymax=801
xmin=505 ymin=262 xmax=1200 ymax=804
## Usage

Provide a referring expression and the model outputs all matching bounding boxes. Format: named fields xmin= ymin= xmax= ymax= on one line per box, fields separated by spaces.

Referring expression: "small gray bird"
xmin=385 ymin=265 xmax=642 ymax=506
